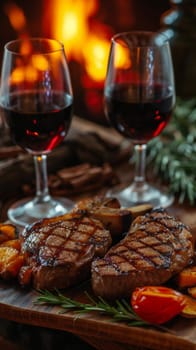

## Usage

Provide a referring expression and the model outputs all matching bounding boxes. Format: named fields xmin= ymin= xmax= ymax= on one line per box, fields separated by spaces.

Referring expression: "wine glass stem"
xmin=133 ymin=144 xmax=147 ymax=189
xmin=34 ymin=155 xmax=51 ymax=203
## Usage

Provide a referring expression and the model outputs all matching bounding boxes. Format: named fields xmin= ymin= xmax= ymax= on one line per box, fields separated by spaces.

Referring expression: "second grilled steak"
xmin=21 ymin=213 xmax=112 ymax=290
xmin=91 ymin=208 xmax=194 ymax=299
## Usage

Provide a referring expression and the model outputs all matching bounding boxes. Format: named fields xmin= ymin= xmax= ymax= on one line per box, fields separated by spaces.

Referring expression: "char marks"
xmin=21 ymin=213 xmax=112 ymax=290
xmin=91 ymin=209 xmax=194 ymax=299
xmin=23 ymin=216 xmax=106 ymax=266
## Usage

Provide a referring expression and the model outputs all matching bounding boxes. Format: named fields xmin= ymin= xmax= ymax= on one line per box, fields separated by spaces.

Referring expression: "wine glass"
xmin=0 ymin=38 xmax=74 ymax=226
xmin=104 ymin=31 xmax=176 ymax=208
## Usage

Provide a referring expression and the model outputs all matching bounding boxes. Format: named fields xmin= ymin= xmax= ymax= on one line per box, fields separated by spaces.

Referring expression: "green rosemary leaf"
xmin=35 ymin=290 xmax=148 ymax=327
xmin=35 ymin=290 xmax=177 ymax=334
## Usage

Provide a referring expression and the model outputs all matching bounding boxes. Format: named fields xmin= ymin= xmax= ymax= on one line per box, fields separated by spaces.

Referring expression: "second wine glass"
xmin=0 ymin=38 xmax=74 ymax=226
xmin=104 ymin=31 xmax=176 ymax=208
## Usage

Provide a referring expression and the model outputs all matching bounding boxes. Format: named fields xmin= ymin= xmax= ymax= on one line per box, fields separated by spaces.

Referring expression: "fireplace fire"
xmin=0 ymin=0 xmax=170 ymax=124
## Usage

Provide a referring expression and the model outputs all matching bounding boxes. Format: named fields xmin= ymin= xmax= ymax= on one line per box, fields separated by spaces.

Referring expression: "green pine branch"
xmin=147 ymin=97 xmax=196 ymax=205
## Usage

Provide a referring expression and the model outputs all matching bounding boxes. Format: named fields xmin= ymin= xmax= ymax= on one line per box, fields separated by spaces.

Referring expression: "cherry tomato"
xmin=131 ymin=286 xmax=186 ymax=324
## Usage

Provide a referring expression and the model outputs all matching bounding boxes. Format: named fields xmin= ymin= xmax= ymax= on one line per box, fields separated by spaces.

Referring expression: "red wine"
xmin=1 ymin=91 xmax=73 ymax=153
xmin=104 ymin=83 xmax=174 ymax=144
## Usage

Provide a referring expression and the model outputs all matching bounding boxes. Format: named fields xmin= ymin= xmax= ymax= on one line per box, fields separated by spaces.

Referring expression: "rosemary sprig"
xmin=147 ymin=97 xmax=196 ymax=205
xmin=35 ymin=289 xmax=148 ymax=327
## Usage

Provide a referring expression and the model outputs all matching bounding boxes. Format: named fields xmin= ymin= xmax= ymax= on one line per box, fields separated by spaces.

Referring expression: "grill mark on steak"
xmin=21 ymin=213 xmax=112 ymax=290
xmin=91 ymin=208 xmax=194 ymax=299
xmin=103 ymin=209 xmax=190 ymax=274
xmin=23 ymin=216 xmax=107 ymax=265
xmin=100 ymin=243 xmax=169 ymax=274
xmin=99 ymin=224 xmax=175 ymax=274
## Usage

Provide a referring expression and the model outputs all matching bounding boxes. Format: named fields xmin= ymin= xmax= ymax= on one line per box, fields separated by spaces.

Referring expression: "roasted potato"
xmin=0 ymin=246 xmax=24 ymax=279
xmin=0 ymin=239 xmax=21 ymax=251
xmin=0 ymin=223 xmax=18 ymax=243
xmin=176 ymin=266 xmax=196 ymax=288
xmin=181 ymin=295 xmax=196 ymax=318
xmin=188 ymin=286 xmax=196 ymax=299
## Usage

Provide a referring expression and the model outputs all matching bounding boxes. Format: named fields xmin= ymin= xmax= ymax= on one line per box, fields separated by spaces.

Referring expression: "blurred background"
xmin=1 ymin=0 xmax=194 ymax=125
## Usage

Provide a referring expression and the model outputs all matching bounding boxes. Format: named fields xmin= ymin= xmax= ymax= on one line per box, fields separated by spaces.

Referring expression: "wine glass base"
xmin=8 ymin=197 xmax=74 ymax=227
xmin=106 ymin=183 xmax=174 ymax=209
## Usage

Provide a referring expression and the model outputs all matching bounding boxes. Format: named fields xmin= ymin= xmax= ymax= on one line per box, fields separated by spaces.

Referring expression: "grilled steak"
xmin=20 ymin=212 xmax=112 ymax=290
xmin=91 ymin=208 xmax=194 ymax=299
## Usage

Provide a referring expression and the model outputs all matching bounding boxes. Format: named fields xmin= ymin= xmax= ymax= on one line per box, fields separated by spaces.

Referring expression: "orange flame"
xmin=32 ymin=55 xmax=49 ymax=71
xmin=83 ymin=35 xmax=111 ymax=82
xmin=4 ymin=3 xmax=51 ymax=84
xmin=47 ymin=0 xmax=113 ymax=82
xmin=50 ymin=0 xmax=93 ymax=61
xmin=115 ymin=46 xmax=132 ymax=69
xmin=4 ymin=1 xmax=26 ymax=34
xmin=5 ymin=1 xmax=129 ymax=86
xmin=10 ymin=53 xmax=50 ymax=84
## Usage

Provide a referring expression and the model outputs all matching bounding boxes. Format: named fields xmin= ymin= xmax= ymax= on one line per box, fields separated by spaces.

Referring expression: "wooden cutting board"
xmin=0 ymin=116 xmax=195 ymax=350
xmin=0 ymin=196 xmax=195 ymax=350
xmin=0 ymin=278 xmax=195 ymax=350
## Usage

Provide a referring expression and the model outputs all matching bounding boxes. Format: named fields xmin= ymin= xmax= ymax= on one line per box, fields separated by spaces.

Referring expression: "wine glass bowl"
xmin=0 ymin=38 xmax=74 ymax=226
xmin=104 ymin=31 xmax=176 ymax=208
